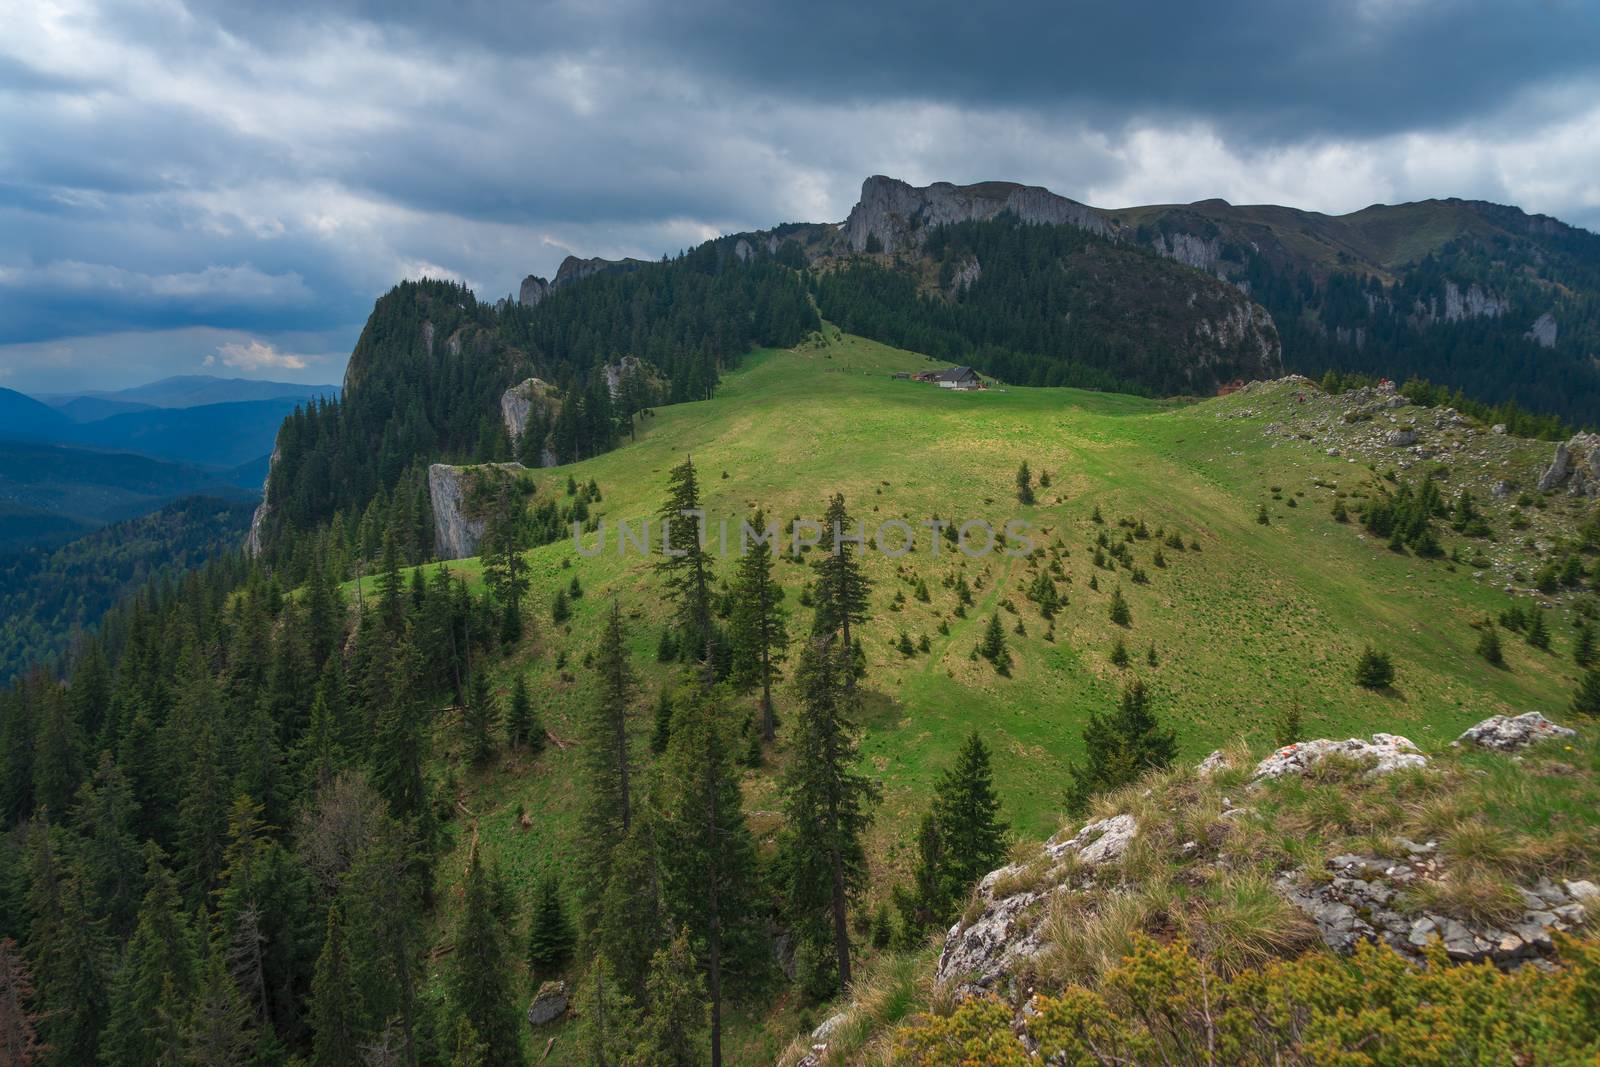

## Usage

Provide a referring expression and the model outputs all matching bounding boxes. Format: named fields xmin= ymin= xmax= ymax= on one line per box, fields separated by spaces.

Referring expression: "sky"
xmin=2 ymin=0 xmax=1599 ymax=394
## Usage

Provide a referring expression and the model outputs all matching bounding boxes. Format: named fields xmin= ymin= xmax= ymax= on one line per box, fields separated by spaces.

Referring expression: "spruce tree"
xmin=462 ymin=670 xmax=500 ymax=765
xmin=0 ymin=937 xmax=42 ymax=1067
xmin=628 ymin=929 xmax=708 ymax=1067
xmin=1575 ymin=621 xmax=1597 ymax=668
xmin=1065 ymin=680 xmax=1178 ymax=815
xmin=574 ymin=954 xmax=636 ymax=1067
xmin=931 ymin=732 xmax=1008 ymax=904
xmin=449 ymin=850 xmax=521 ymax=1067
xmin=506 ymin=675 xmax=542 ymax=750
xmin=310 ymin=900 xmax=362 ymax=1067
xmin=183 ymin=919 xmax=256 ymax=1067
xmin=576 ymin=601 xmax=637 ymax=934
xmin=811 ymin=494 xmax=871 ymax=658
xmin=979 ymin=614 xmax=1009 ymax=673
xmin=1108 ymin=587 xmax=1132 ymax=627
xmin=593 ymin=812 xmax=665 ymax=999
xmin=657 ymin=457 xmax=714 ymax=655
xmin=100 ymin=847 xmax=197 ymax=1067
xmin=371 ymin=636 xmax=431 ymax=828
xmin=1354 ymin=648 xmax=1396 ymax=689
xmin=657 ymin=688 xmax=764 ymax=1067
xmin=526 ymin=874 xmax=575 ymax=977
xmin=1526 ymin=609 xmax=1551 ymax=650
xmin=481 ymin=482 xmax=530 ymax=644
xmin=779 ymin=638 xmax=878 ymax=993
xmin=1477 ymin=623 xmax=1505 ymax=666
xmin=1573 ymin=668 xmax=1600 ymax=718
xmin=1016 ymin=461 xmax=1035 ymax=505
xmin=731 ymin=509 xmax=789 ymax=742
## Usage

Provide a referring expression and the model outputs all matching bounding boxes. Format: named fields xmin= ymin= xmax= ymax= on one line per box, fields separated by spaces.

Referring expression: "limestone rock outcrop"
xmin=1251 ymin=734 xmax=1427 ymax=782
xmin=500 ymin=379 xmax=562 ymax=466
xmin=841 ymin=176 xmax=1113 ymax=255
xmin=1537 ymin=433 xmax=1600 ymax=495
xmin=427 ymin=462 xmax=526 ymax=560
xmin=1454 ymin=712 xmax=1576 ymax=752
xmin=518 ymin=274 xmax=551 ymax=307
xmin=1526 ymin=311 xmax=1558 ymax=348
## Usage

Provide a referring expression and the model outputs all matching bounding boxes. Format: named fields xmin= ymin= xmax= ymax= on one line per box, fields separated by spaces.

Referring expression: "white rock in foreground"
xmin=1252 ymin=734 xmax=1426 ymax=783
xmin=1454 ymin=712 xmax=1576 ymax=752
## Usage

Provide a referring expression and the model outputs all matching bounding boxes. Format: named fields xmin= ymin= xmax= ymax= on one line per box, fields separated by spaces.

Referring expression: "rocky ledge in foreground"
xmin=935 ymin=717 xmax=1594 ymax=1002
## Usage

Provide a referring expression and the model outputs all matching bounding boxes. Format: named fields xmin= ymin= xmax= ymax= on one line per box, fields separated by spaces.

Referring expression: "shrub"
xmin=1354 ymin=647 xmax=1395 ymax=689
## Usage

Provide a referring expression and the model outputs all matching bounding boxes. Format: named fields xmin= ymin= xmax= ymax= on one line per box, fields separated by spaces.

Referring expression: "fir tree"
xmin=1108 ymin=587 xmax=1132 ymax=627
xmin=914 ymin=732 xmax=1008 ymax=927
xmin=1526 ymin=609 xmax=1551 ymax=650
xmin=730 ymin=509 xmax=789 ymax=742
xmin=1573 ymin=668 xmax=1600 ymax=718
xmin=1477 ymin=623 xmax=1505 ymax=666
xmin=657 ymin=688 xmax=764 ymax=1067
xmin=1576 ymin=621 xmax=1597 ymax=668
xmin=462 ymin=671 xmax=500 ymax=765
xmin=576 ymin=601 xmax=637 ymax=934
xmin=574 ymin=954 xmax=636 ymax=1067
xmin=449 ymin=850 xmax=521 ymax=1067
xmin=1015 ymin=462 xmax=1035 ymax=505
xmin=1354 ymin=647 xmax=1396 ymax=689
xmin=627 ymin=930 xmax=708 ymax=1067
xmin=779 ymin=638 xmax=878 ymax=993
xmin=811 ymin=494 xmax=871 ymax=658
xmin=526 ymin=874 xmax=575 ymax=977
xmin=657 ymin=457 xmax=714 ymax=656
xmin=309 ymin=900 xmax=362 ymax=1067
xmin=1065 ymin=680 xmax=1178 ymax=815
xmin=979 ymin=614 xmax=1010 ymax=673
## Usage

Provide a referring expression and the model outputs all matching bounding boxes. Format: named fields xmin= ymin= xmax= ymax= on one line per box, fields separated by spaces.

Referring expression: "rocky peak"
xmin=519 ymin=274 xmax=551 ymax=307
xmin=840 ymin=175 xmax=1115 ymax=255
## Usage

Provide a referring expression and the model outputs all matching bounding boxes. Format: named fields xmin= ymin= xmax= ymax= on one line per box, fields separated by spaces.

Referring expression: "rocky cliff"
xmin=840 ymin=176 xmax=1114 ymax=255
xmin=427 ymin=461 xmax=526 ymax=559
xmin=500 ymin=378 xmax=560 ymax=452
xmin=243 ymin=442 xmax=278 ymax=556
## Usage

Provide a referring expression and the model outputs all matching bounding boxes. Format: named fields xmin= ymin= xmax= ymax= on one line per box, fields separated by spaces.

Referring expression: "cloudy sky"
xmin=3 ymin=0 xmax=1598 ymax=393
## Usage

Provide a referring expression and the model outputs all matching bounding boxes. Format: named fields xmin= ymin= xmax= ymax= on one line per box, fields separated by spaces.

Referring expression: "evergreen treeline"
xmin=256 ymin=245 xmax=818 ymax=568
xmin=813 ymin=216 xmax=1279 ymax=395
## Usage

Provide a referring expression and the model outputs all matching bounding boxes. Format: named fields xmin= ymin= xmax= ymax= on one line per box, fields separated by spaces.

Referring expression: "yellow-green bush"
xmin=894 ymin=934 xmax=1600 ymax=1066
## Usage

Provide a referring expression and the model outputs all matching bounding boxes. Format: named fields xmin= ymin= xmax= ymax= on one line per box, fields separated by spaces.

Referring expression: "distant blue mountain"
xmin=55 ymin=395 xmax=157 ymax=422
xmin=38 ymin=374 xmax=338 ymax=410
xmin=64 ymin=397 xmax=310 ymax=467
xmin=0 ymin=387 xmax=74 ymax=439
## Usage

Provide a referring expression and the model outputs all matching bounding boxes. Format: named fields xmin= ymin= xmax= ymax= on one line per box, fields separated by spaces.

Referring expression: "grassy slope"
xmin=375 ymin=332 xmax=1583 ymax=1063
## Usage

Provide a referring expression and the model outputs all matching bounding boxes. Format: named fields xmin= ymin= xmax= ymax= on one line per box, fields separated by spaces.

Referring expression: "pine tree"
xmin=730 ymin=509 xmax=789 ymax=742
xmin=811 ymin=494 xmax=871 ymax=659
xmin=526 ymin=874 xmax=575 ymax=977
xmin=462 ymin=670 xmax=500 ymax=765
xmin=576 ymin=601 xmax=637 ymax=934
xmin=1065 ymin=680 xmax=1178 ymax=815
xmin=1108 ymin=587 xmax=1132 ymax=627
xmin=657 ymin=457 xmax=714 ymax=655
xmin=1573 ymin=668 xmax=1600 ymax=718
xmin=657 ymin=688 xmax=764 ymax=1067
xmin=450 ymin=849 xmax=521 ymax=1067
xmin=310 ymin=901 xmax=362 ymax=1067
xmin=779 ymin=638 xmax=878 ymax=993
xmin=1015 ymin=462 xmax=1035 ymax=505
xmin=627 ymin=929 xmax=708 ymax=1067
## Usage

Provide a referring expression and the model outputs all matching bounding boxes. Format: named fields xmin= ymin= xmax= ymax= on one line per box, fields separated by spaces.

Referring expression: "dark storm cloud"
xmin=2 ymin=0 xmax=1598 ymax=390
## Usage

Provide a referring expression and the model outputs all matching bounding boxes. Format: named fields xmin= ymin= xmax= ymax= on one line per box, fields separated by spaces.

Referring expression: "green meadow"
xmin=375 ymin=331 xmax=1583 ymax=1061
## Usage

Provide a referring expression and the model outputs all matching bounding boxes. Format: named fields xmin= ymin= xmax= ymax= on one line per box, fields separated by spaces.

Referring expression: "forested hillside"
xmin=254 ymin=246 xmax=817 ymax=569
